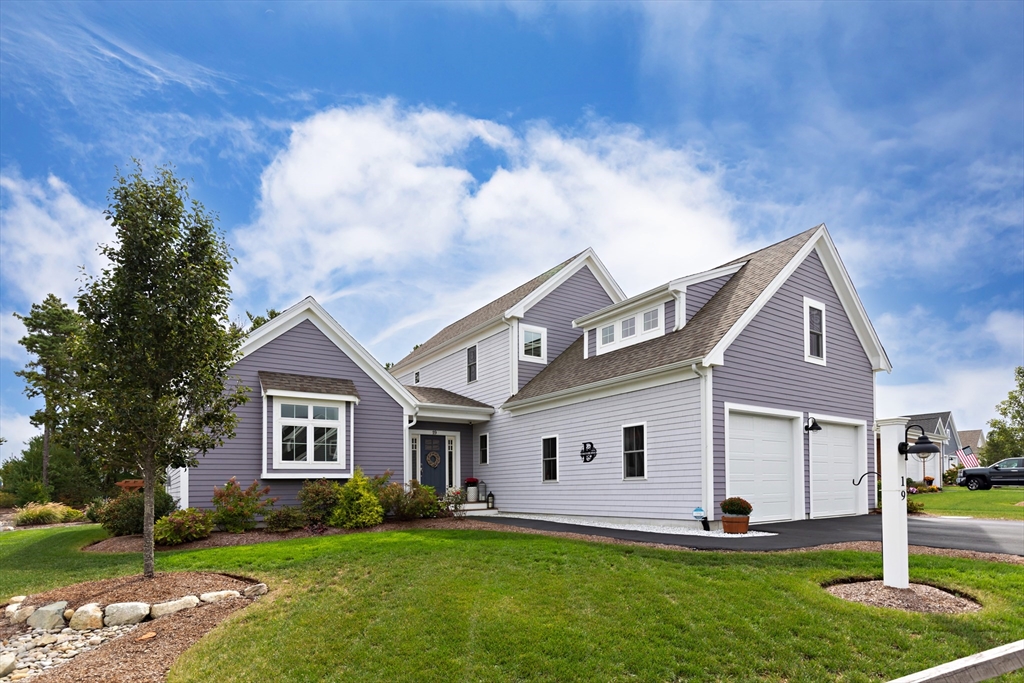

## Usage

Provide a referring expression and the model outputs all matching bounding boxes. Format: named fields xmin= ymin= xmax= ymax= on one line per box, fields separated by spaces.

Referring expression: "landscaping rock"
xmin=103 ymin=602 xmax=150 ymax=626
xmin=27 ymin=601 xmax=68 ymax=630
xmin=0 ymin=653 xmax=15 ymax=677
xmin=200 ymin=590 xmax=241 ymax=603
xmin=150 ymin=595 xmax=200 ymax=618
xmin=9 ymin=595 xmax=26 ymax=604
xmin=69 ymin=603 xmax=104 ymax=630
xmin=10 ymin=606 xmax=35 ymax=624
xmin=243 ymin=583 xmax=268 ymax=598
xmin=5 ymin=603 xmax=20 ymax=618
xmin=64 ymin=608 xmax=75 ymax=620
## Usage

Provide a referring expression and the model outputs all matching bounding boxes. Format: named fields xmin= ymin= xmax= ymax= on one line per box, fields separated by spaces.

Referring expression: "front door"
xmin=420 ymin=435 xmax=446 ymax=493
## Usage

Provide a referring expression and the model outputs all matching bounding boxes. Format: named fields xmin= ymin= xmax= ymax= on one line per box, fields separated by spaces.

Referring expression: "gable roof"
xmin=405 ymin=386 xmax=491 ymax=409
xmin=904 ymin=412 xmax=952 ymax=438
xmin=258 ymin=371 xmax=360 ymax=399
xmin=506 ymin=225 xmax=890 ymax=409
xmin=958 ymin=429 xmax=985 ymax=451
xmin=390 ymin=249 xmax=624 ymax=374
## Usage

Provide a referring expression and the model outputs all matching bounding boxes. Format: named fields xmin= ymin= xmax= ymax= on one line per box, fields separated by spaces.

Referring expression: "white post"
xmin=878 ymin=417 xmax=910 ymax=589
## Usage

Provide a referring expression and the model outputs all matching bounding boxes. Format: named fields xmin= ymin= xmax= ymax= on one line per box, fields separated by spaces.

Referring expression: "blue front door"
xmin=420 ymin=435 xmax=446 ymax=494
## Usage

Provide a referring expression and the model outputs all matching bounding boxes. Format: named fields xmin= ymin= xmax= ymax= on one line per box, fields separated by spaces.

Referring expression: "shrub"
xmin=154 ymin=507 xmax=215 ymax=545
xmin=0 ymin=491 xmax=17 ymax=508
xmin=61 ymin=507 xmax=85 ymax=522
xmin=907 ymin=498 xmax=925 ymax=514
xmin=212 ymin=478 xmax=277 ymax=533
xmin=378 ymin=480 xmax=444 ymax=521
xmin=943 ymin=465 xmax=962 ymax=486
xmin=15 ymin=502 xmax=64 ymax=526
xmin=720 ymin=497 xmax=753 ymax=516
xmin=443 ymin=488 xmax=466 ymax=519
xmin=96 ymin=487 xmax=177 ymax=536
xmin=85 ymin=498 xmax=108 ymax=523
xmin=298 ymin=479 xmax=343 ymax=526
xmin=328 ymin=469 xmax=384 ymax=529
xmin=906 ymin=478 xmax=916 ymax=487
xmin=15 ymin=480 xmax=51 ymax=506
xmin=265 ymin=506 xmax=307 ymax=532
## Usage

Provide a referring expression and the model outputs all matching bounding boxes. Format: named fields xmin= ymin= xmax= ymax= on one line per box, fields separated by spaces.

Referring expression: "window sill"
xmin=519 ymin=355 xmax=547 ymax=365
xmin=803 ymin=356 xmax=827 ymax=366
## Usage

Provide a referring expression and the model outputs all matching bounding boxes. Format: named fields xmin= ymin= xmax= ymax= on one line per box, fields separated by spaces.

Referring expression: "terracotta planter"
xmin=721 ymin=515 xmax=750 ymax=534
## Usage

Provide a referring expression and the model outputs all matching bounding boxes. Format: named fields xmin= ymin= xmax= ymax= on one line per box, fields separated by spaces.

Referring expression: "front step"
xmin=463 ymin=501 xmax=499 ymax=516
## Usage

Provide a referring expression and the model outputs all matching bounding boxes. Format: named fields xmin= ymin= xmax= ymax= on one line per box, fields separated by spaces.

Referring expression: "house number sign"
xmin=580 ymin=442 xmax=597 ymax=463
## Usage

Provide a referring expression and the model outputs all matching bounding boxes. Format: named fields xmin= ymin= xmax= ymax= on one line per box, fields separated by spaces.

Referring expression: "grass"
xmin=1 ymin=525 xmax=1023 ymax=683
xmin=913 ymin=486 xmax=1024 ymax=520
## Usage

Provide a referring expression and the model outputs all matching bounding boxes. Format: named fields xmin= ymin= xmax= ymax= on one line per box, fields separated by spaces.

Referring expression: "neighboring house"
xmin=169 ymin=224 xmax=891 ymax=526
xmin=958 ymin=429 xmax=987 ymax=459
xmin=875 ymin=411 xmax=961 ymax=485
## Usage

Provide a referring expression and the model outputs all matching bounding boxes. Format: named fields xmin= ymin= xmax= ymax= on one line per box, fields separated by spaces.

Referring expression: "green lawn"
xmin=915 ymin=486 xmax=1024 ymax=520
xmin=2 ymin=525 xmax=1023 ymax=683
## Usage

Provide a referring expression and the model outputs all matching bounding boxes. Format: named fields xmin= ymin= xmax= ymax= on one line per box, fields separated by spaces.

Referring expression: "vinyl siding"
xmin=475 ymin=379 xmax=702 ymax=519
xmin=712 ymin=249 xmax=876 ymax=517
xmin=519 ymin=266 xmax=615 ymax=389
xmin=396 ymin=329 xmax=510 ymax=408
xmin=686 ymin=275 xmax=733 ymax=323
xmin=166 ymin=467 xmax=182 ymax=503
xmin=587 ymin=328 xmax=597 ymax=358
xmin=189 ymin=319 xmax=404 ymax=508
xmin=664 ymin=298 xmax=676 ymax=332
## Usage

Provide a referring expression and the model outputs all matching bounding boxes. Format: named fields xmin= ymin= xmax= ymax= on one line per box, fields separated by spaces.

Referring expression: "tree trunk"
xmin=142 ymin=453 xmax=156 ymax=578
xmin=42 ymin=421 xmax=50 ymax=489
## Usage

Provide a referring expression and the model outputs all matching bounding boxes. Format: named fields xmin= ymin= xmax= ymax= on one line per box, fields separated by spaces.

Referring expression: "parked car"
xmin=956 ymin=458 xmax=1024 ymax=490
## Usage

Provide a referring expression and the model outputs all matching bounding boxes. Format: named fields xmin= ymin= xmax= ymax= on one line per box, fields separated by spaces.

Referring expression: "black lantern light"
xmin=897 ymin=424 xmax=940 ymax=461
xmin=486 ymin=491 xmax=495 ymax=509
xmin=805 ymin=417 xmax=822 ymax=432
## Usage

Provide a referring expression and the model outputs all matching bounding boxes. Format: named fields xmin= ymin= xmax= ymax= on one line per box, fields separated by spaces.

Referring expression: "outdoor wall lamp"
xmin=897 ymin=424 xmax=940 ymax=461
xmin=805 ymin=417 xmax=822 ymax=432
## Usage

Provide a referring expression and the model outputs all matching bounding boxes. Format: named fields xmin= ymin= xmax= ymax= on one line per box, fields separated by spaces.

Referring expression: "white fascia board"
xmin=572 ymin=284 xmax=672 ymax=328
xmin=262 ymin=388 xmax=361 ymax=405
xmin=503 ymin=359 xmax=701 ymax=415
xmin=415 ymin=403 xmax=494 ymax=423
xmin=507 ymin=249 xmax=626 ymax=320
xmin=703 ymin=225 xmax=892 ymax=373
xmin=391 ymin=318 xmax=509 ymax=378
xmin=239 ymin=297 xmax=417 ymax=410
xmin=667 ymin=262 xmax=746 ymax=290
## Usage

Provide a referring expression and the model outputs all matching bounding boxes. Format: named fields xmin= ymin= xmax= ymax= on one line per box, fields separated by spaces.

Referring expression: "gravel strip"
xmin=826 ymin=580 xmax=981 ymax=613
xmin=493 ymin=512 xmax=778 ymax=537
xmin=1 ymin=625 xmax=137 ymax=682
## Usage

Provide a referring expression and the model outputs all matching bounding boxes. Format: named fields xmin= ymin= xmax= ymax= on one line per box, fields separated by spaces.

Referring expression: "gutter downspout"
xmin=405 ymin=408 xmax=419 ymax=489
xmin=692 ymin=363 xmax=714 ymax=522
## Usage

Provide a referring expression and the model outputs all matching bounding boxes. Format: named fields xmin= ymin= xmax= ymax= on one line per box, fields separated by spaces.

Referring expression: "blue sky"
xmin=1 ymin=2 xmax=1022 ymax=461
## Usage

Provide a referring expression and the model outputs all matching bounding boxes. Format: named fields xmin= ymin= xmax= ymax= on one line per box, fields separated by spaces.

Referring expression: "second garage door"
xmin=811 ymin=422 xmax=859 ymax=518
xmin=728 ymin=412 xmax=796 ymax=523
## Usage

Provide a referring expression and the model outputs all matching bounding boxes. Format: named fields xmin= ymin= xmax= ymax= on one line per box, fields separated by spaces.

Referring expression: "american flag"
xmin=956 ymin=446 xmax=980 ymax=468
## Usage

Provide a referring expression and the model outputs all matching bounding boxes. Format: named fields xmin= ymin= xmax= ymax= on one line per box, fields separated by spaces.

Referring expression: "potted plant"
xmin=720 ymin=497 xmax=753 ymax=534
xmin=465 ymin=477 xmax=479 ymax=503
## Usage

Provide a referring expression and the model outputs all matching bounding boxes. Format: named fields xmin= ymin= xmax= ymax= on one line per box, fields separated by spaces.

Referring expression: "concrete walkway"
xmin=485 ymin=514 xmax=1024 ymax=556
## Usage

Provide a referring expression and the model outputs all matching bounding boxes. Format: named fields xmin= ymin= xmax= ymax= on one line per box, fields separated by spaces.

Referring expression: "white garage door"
xmin=728 ymin=412 xmax=796 ymax=523
xmin=811 ymin=422 xmax=859 ymax=518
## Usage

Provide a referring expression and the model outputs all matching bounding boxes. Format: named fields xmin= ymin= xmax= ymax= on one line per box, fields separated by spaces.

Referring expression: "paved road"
xmin=484 ymin=514 xmax=1024 ymax=556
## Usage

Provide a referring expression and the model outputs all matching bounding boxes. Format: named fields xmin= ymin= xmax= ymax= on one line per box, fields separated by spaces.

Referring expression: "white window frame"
xmin=479 ymin=433 xmax=489 ymax=465
xmin=803 ymin=296 xmax=827 ymax=366
xmin=622 ymin=422 xmax=647 ymax=480
xmin=541 ymin=434 xmax=559 ymax=483
xmin=601 ymin=324 xmax=615 ymax=346
xmin=593 ymin=302 xmax=666 ymax=356
xmin=519 ymin=323 xmax=548 ymax=364
xmin=643 ymin=307 xmax=660 ymax=332
xmin=272 ymin=397 xmax=348 ymax=470
xmin=621 ymin=317 xmax=636 ymax=339
xmin=467 ymin=345 xmax=478 ymax=383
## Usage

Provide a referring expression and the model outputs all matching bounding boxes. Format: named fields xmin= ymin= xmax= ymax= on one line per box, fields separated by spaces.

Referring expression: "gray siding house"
xmin=170 ymin=225 xmax=891 ymax=527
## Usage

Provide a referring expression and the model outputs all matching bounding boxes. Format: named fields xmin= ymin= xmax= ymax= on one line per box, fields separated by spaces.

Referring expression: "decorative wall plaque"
xmin=580 ymin=442 xmax=597 ymax=463
xmin=426 ymin=451 xmax=441 ymax=468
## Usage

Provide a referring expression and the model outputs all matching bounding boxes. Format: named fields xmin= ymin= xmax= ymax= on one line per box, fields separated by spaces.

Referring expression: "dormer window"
xmin=601 ymin=325 xmax=615 ymax=345
xmin=621 ymin=317 xmax=635 ymax=338
xmin=643 ymin=308 xmax=659 ymax=331
xmin=519 ymin=324 xmax=547 ymax=363
xmin=803 ymin=297 xmax=826 ymax=365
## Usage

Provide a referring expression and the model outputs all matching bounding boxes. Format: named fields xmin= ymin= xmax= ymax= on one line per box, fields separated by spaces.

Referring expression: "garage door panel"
xmin=728 ymin=412 xmax=796 ymax=523
xmin=811 ymin=423 xmax=859 ymax=518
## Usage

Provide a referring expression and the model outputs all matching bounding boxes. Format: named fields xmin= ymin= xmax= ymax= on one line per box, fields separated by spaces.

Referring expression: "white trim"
xmin=621 ymin=421 xmax=648 ymax=480
xmin=506 ymin=249 xmax=626 ymax=320
xmin=261 ymin=392 xmax=268 ymax=478
xmin=803 ymin=296 xmax=827 ymax=366
xmin=508 ymin=319 xmax=519 ymax=395
xmin=724 ymin=402 xmax=805 ymax=523
xmin=697 ymin=365 xmax=714 ymax=520
xmin=519 ymin=323 xmax=548 ymax=364
xmin=479 ymin=432 xmax=489 ymax=465
xmin=403 ymin=410 xmax=416 ymax=486
xmin=593 ymin=302 xmax=666 ymax=356
xmin=410 ymin=429 xmax=461 ymax=492
xmin=179 ymin=467 xmax=189 ymax=509
xmin=272 ymin=398 xmax=348 ymax=471
xmin=263 ymin=388 xmax=361 ymax=405
xmin=667 ymin=262 xmax=746 ymax=290
xmin=415 ymin=402 xmax=494 ymax=422
xmin=673 ymin=290 xmax=686 ymax=331
xmin=807 ymin=413 xmax=869 ymax=518
xmin=350 ymin=402 xmax=355 ymax=471
xmin=541 ymin=434 xmax=559 ymax=483
xmin=240 ymin=297 xmax=417 ymax=409
xmin=704 ymin=226 xmax=891 ymax=372
xmin=466 ymin=344 xmax=478 ymax=384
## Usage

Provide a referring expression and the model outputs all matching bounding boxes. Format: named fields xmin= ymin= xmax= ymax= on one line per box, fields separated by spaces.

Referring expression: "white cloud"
xmin=0 ymin=171 xmax=113 ymax=308
xmin=0 ymin=409 xmax=37 ymax=464
xmin=877 ymin=366 xmax=1017 ymax=432
xmin=0 ymin=314 xmax=27 ymax=364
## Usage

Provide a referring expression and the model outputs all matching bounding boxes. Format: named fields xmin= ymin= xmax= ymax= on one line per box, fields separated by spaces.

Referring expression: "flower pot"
xmin=466 ymin=486 xmax=478 ymax=503
xmin=721 ymin=515 xmax=749 ymax=534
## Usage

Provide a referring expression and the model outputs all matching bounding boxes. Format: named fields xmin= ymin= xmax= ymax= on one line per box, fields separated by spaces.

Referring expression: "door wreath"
xmin=426 ymin=451 xmax=441 ymax=468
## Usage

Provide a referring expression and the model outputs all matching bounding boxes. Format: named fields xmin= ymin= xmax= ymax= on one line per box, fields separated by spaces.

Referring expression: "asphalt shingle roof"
xmin=504 ymin=227 xmax=820 ymax=405
xmin=390 ymin=252 xmax=583 ymax=375
xmin=405 ymin=385 xmax=492 ymax=409
xmin=958 ymin=429 xmax=984 ymax=451
xmin=903 ymin=412 xmax=952 ymax=436
xmin=258 ymin=371 xmax=360 ymax=399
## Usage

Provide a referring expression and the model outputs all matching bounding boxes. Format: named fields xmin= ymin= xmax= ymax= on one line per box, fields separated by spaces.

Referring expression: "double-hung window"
xmin=623 ymin=424 xmax=645 ymax=479
xmin=467 ymin=345 xmax=478 ymax=383
xmin=542 ymin=436 xmax=558 ymax=482
xmin=803 ymin=297 xmax=826 ymax=365
xmin=479 ymin=434 xmax=489 ymax=465
xmin=275 ymin=400 xmax=345 ymax=468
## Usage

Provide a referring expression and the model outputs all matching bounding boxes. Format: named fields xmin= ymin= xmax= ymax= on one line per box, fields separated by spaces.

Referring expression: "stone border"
xmin=1 ymin=584 xmax=267 ymax=681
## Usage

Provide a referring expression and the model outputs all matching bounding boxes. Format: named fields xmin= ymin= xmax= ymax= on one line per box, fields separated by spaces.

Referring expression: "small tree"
xmin=14 ymin=295 xmax=86 ymax=489
xmin=979 ymin=366 xmax=1024 ymax=465
xmin=77 ymin=162 xmax=248 ymax=577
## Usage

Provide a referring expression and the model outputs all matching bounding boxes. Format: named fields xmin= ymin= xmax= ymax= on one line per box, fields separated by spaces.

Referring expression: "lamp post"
xmin=878 ymin=418 xmax=940 ymax=589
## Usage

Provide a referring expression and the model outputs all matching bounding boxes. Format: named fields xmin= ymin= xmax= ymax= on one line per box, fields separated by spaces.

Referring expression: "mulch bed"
xmin=17 ymin=572 xmax=253 ymax=611
xmin=826 ymin=580 xmax=982 ymax=614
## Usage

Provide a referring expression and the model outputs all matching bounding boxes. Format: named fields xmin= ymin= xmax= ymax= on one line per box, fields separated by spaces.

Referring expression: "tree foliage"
xmin=76 ymin=162 xmax=248 ymax=576
xmin=980 ymin=366 xmax=1024 ymax=465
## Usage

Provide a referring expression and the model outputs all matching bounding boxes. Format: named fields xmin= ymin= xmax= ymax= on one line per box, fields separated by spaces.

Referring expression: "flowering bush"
xmin=154 ymin=507 xmax=214 ymax=545
xmin=264 ymin=506 xmax=307 ymax=532
xmin=464 ymin=477 xmax=479 ymax=486
xmin=907 ymin=487 xmax=919 ymax=495
xmin=443 ymin=488 xmax=466 ymax=519
xmin=212 ymin=478 xmax=277 ymax=533
xmin=297 ymin=479 xmax=343 ymax=526
xmin=329 ymin=468 xmax=384 ymax=529
xmin=720 ymin=497 xmax=753 ymax=516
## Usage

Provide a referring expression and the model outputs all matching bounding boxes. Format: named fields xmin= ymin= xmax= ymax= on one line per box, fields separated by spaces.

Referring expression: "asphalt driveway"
xmin=485 ymin=514 xmax=1024 ymax=556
